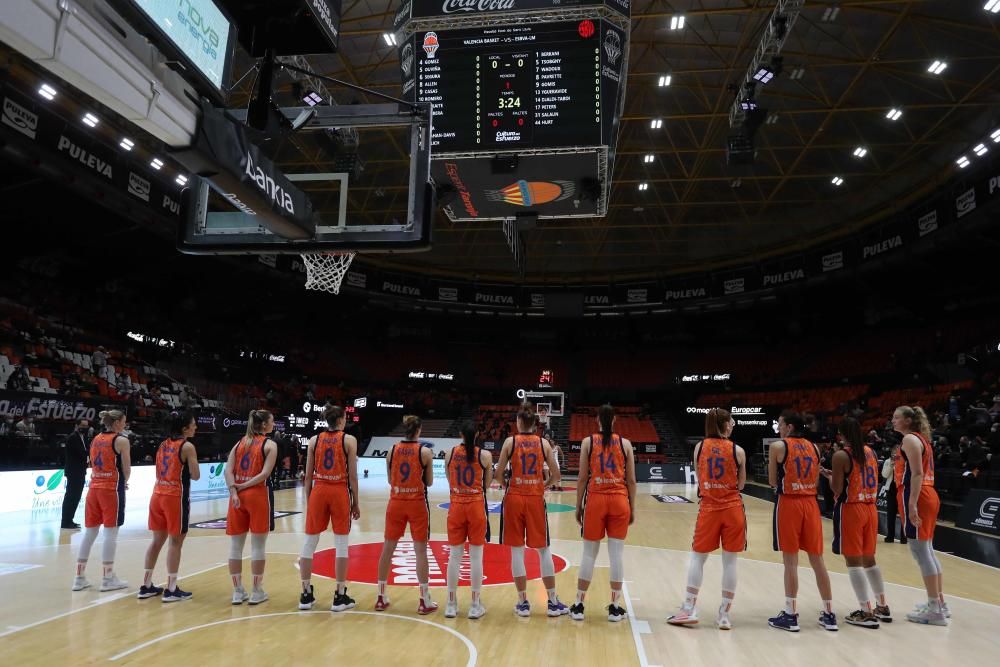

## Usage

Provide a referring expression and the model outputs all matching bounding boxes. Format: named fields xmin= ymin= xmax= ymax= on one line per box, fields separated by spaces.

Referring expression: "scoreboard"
xmin=404 ymin=20 xmax=615 ymax=152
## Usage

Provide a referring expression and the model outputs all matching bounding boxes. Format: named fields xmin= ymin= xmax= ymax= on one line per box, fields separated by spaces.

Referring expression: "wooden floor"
xmin=2 ymin=479 xmax=999 ymax=665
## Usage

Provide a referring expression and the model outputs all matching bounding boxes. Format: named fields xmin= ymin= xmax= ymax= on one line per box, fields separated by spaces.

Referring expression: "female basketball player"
xmin=225 ymin=410 xmax=278 ymax=605
xmin=444 ymin=421 xmax=494 ymax=619
xmin=570 ymin=404 xmax=636 ymax=623
xmin=72 ymin=409 xmax=131 ymax=592
xmin=823 ymin=417 xmax=891 ymax=627
xmin=138 ymin=411 xmax=200 ymax=602
xmin=375 ymin=415 xmax=438 ymax=614
xmin=298 ymin=404 xmax=360 ymax=612
xmin=666 ymin=408 xmax=745 ymax=630
xmin=767 ymin=410 xmax=837 ymax=632
xmin=495 ymin=403 xmax=568 ymax=617
xmin=893 ymin=405 xmax=948 ymax=625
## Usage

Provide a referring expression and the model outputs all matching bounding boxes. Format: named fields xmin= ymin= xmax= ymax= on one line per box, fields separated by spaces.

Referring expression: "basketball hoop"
xmin=299 ymin=251 xmax=356 ymax=294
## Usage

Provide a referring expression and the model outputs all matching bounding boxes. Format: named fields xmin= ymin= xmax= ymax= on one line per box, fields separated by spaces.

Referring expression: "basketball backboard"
xmin=177 ymin=102 xmax=434 ymax=254
xmin=515 ymin=389 xmax=565 ymax=417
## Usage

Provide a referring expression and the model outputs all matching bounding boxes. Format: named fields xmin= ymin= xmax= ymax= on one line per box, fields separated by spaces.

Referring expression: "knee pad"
xmin=607 ymin=538 xmax=625 ymax=583
xmin=229 ymin=533 xmax=248 ymax=560
xmin=537 ymin=547 xmax=555 ymax=578
xmin=250 ymin=533 xmax=267 ymax=561
xmin=101 ymin=526 xmax=119 ymax=563
xmin=721 ymin=551 xmax=738 ymax=594
xmin=510 ymin=546 xmax=526 ymax=578
xmin=300 ymin=533 xmax=320 ymax=560
xmin=334 ymin=533 xmax=349 ymax=556
xmin=578 ymin=540 xmax=600 ymax=583
xmin=908 ymin=540 xmax=940 ymax=577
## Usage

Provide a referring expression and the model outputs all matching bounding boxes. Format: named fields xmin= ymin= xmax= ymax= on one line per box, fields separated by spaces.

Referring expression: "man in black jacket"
xmin=60 ymin=419 xmax=90 ymax=529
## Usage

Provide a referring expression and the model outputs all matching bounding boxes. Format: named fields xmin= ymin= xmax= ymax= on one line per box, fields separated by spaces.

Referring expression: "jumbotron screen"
xmin=409 ymin=20 xmax=606 ymax=152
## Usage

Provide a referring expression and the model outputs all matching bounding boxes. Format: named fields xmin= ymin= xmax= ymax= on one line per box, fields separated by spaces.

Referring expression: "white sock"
xmin=166 ymin=573 xmax=178 ymax=591
xmin=547 ymin=587 xmax=557 ymax=603
xmin=301 ymin=579 xmax=311 ymax=593
xmin=378 ymin=581 xmax=387 ymax=598
xmin=336 ymin=581 xmax=346 ymax=595
xmin=419 ymin=583 xmax=431 ymax=603
xmin=785 ymin=597 xmax=796 ymax=614
xmin=610 ymin=589 xmax=621 ymax=606
xmin=684 ymin=591 xmax=697 ymax=610
xmin=576 ymin=589 xmax=586 ymax=604
xmin=231 ymin=574 xmax=242 ymax=590
xmin=518 ymin=590 xmax=527 ymax=603
xmin=143 ymin=569 xmax=153 ymax=586
xmin=822 ymin=600 xmax=833 ymax=614
xmin=720 ymin=595 xmax=734 ymax=615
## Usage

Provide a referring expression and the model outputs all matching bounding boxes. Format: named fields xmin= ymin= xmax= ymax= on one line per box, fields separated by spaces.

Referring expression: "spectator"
xmin=15 ymin=413 xmax=37 ymax=436
xmin=92 ymin=346 xmax=107 ymax=374
xmin=61 ymin=418 xmax=90 ymax=529
xmin=7 ymin=366 xmax=29 ymax=392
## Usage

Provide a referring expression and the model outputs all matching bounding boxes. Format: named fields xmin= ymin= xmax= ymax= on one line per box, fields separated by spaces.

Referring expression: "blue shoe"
xmin=547 ymin=599 xmax=569 ymax=617
xmin=137 ymin=584 xmax=164 ymax=599
xmin=162 ymin=587 xmax=193 ymax=603
xmin=514 ymin=600 xmax=531 ymax=617
xmin=818 ymin=611 xmax=839 ymax=631
xmin=768 ymin=610 xmax=800 ymax=632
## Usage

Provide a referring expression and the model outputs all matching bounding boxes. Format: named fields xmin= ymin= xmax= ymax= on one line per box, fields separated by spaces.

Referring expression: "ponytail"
xmin=402 ymin=414 xmax=422 ymax=440
xmin=838 ymin=416 xmax=865 ymax=467
xmin=323 ymin=404 xmax=345 ymax=430
xmin=460 ymin=420 xmax=478 ymax=462
xmin=99 ymin=409 xmax=125 ymax=431
xmin=516 ymin=402 xmax=536 ymax=432
xmin=598 ymin=403 xmax=615 ymax=445
xmin=167 ymin=410 xmax=195 ymax=438
xmin=896 ymin=405 xmax=932 ymax=441
xmin=704 ymin=407 xmax=731 ymax=439
xmin=245 ymin=409 xmax=272 ymax=441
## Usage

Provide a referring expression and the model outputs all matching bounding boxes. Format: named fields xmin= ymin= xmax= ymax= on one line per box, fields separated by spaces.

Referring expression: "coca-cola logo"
xmin=441 ymin=0 xmax=516 ymax=14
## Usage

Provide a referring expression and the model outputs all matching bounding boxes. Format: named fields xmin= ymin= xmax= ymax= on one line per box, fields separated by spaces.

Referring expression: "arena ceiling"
xmin=226 ymin=0 xmax=999 ymax=284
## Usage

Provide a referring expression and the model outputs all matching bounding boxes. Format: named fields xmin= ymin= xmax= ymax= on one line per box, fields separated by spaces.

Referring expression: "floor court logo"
xmin=437 ymin=501 xmax=574 ymax=513
xmin=191 ymin=510 xmax=299 ymax=530
xmin=34 ymin=470 xmax=64 ymax=495
xmin=312 ymin=539 xmax=568 ymax=586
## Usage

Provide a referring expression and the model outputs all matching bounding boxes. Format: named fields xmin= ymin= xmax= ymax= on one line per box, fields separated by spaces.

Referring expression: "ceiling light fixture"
xmin=956 ymin=156 xmax=970 ymax=168
xmin=37 ymin=84 xmax=56 ymax=101
xmin=150 ymin=158 xmax=164 ymax=170
xmin=382 ymin=32 xmax=397 ymax=46
xmin=789 ymin=67 xmax=805 ymax=80
xmin=990 ymin=128 xmax=1000 ymax=143
xmin=831 ymin=176 xmax=844 ymax=186
xmin=303 ymin=91 xmax=323 ymax=107
xmin=927 ymin=60 xmax=948 ymax=75
xmin=658 ymin=74 xmax=672 ymax=87
xmin=886 ymin=108 xmax=902 ymax=121
xmin=82 ymin=112 xmax=99 ymax=128
xmin=985 ymin=0 xmax=1000 ymax=13
xmin=175 ymin=174 xmax=188 ymax=186
xmin=853 ymin=147 xmax=867 ymax=158
xmin=638 ymin=183 xmax=649 ymax=191
xmin=643 ymin=154 xmax=654 ymax=163
xmin=973 ymin=143 xmax=988 ymax=156
xmin=650 ymin=118 xmax=662 ymax=129
xmin=670 ymin=15 xmax=685 ymax=30
xmin=821 ymin=6 xmax=841 ymax=22
xmin=119 ymin=138 xmax=134 ymax=151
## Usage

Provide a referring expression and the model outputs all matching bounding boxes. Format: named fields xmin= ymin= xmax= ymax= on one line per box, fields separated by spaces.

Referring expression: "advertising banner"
xmin=956 ymin=489 xmax=1000 ymax=536
xmin=434 ymin=152 xmax=603 ymax=221
xmin=0 ymin=462 xmax=229 ymax=515
xmin=0 ymin=390 xmax=124 ymax=423
xmin=634 ymin=463 xmax=696 ymax=484
xmin=409 ymin=0 xmax=630 ymax=21
xmin=364 ymin=438 xmax=461 ymax=459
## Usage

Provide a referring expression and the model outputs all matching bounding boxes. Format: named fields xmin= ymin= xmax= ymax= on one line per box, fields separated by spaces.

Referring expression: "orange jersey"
xmin=586 ymin=434 xmax=627 ymax=496
xmin=508 ymin=434 xmax=545 ymax=496
xmin=389 ymin=441 xmax=426 ymax=500
xmin=313 ymin=431 xmax=349 ymax=486
xmin=233 ymin=435 xmax=267 ymax=486
xmin=777 ymin=437 xmax=820 ymax=495
xmin=89 ymin=432 xmax=122 ymax=490
xmin=449 ymin=445 xmax=486 ymax=503
xmin=893 ymin=448 xmax=905 ymax=487
xmin=903 ymin=433 xmax=935 ymax=491
xmin=842 ymin=446 xmax=878 ymax=504
xmin=696 ymin=438 xmax=742 ymax=510
xmin=153 ymin=438 xmax=189 ymax=497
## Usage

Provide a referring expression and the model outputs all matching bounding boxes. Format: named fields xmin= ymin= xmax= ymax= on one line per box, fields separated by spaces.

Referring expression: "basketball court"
xmin=2 ymin=477 xmax=998 ymax=665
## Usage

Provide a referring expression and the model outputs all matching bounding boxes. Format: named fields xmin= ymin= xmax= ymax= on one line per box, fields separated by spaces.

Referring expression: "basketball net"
xmin=299 ymin=251 xmax=356 ymax=294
